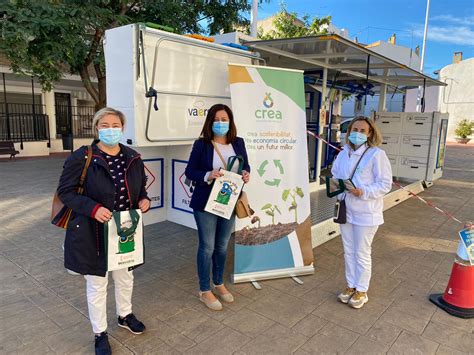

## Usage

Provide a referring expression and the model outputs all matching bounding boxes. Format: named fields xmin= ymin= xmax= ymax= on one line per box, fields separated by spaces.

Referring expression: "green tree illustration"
xmin=282 ymin=187 xmax=304 ymax=222
xmin=261 ymin=204 xmax=281 ymax=225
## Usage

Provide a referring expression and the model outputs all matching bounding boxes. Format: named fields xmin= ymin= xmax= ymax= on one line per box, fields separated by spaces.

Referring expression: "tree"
xmin=0 ymin=0 xmax=257 ymax=110
xmin=258 ymin=4 xmax=331 ymax=40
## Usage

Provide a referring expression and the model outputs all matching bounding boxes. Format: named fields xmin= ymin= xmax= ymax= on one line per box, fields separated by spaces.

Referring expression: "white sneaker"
xmin=348 ymin=291 xmax=368 ymax=309
xmin=337 ymin=286 xmax=356 ymax=304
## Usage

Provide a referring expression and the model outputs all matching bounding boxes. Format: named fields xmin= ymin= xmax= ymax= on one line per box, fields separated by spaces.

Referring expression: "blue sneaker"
xmin=94 ymin=332 xmax=111 ymax=355
xmin=118 ymin=313 xmax=146 ymax=334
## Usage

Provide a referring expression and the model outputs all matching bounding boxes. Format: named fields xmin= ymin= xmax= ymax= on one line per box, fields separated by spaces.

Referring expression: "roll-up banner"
xmin=228 ymin=63 xmax=314 ymax=283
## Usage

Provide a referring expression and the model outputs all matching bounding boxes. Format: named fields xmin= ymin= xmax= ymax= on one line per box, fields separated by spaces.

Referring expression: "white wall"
xmin=367 ymin=41 xmax=421 ymax=70
xmin=438 ymin=58 xmax=474 ymax=140
xmin=405 ymin=86 xmax=441 ymax=113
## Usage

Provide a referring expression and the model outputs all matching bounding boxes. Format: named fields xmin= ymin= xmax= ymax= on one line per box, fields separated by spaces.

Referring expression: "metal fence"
xmin=0 ymin=103 xmax=50 ymax=145
xmin=72 ymin=105 xmax=95 ymax=138
xmin=55 ymin=105 xmax=96 ymax=139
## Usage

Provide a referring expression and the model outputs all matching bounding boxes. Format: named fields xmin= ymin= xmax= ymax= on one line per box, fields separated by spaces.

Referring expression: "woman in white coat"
xmin=331 ymin=116 xmax=392 ymax=309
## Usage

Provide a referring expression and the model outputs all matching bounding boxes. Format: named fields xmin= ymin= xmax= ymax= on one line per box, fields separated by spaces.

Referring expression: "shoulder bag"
xmin=51 ymin=146 xmax=92 ymax=228
xmin=334 ymin=146 xmax=370 ymax=224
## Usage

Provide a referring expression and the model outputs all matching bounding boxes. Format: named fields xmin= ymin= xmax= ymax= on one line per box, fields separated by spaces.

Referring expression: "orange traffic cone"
xmin=429 ymin=240 xmax=474 ymax=318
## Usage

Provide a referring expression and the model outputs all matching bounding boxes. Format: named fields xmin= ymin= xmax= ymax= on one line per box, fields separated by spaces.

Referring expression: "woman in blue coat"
xmin=185 ymin=104 xmax=250 ymax=311
xmin=57 ymin=108 xmax=150 ymax=355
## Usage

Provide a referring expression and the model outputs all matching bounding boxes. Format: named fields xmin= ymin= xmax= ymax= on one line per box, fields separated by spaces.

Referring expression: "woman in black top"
xmin=57 ymin=107 xmax=150 ymax=355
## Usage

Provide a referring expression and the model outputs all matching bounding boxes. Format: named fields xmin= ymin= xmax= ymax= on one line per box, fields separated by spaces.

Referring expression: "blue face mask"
xmin=348 ymin=131 xmax=368 ymax=146
xmin=212 ymin=121 xmax=230 ymax=137
xmin=99 ymin=128 xmax=123 ymax=146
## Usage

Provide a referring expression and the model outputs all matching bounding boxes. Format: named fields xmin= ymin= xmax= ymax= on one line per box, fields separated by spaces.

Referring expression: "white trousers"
xmin=84 ymin=269 xmax=134 ymax=334
xmin=340 ymin=223 xmax=378 ymax=292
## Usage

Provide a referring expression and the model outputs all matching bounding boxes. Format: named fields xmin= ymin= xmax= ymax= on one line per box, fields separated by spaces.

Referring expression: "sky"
xmin=255 ymin=0 xmax=474 ymax=75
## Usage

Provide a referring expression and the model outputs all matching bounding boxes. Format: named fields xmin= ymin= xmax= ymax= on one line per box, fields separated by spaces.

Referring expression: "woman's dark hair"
xmin=200 ymin=104 xmax=237 ymax=143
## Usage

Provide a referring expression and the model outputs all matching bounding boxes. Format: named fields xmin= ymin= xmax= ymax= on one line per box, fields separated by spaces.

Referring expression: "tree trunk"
xmin=79 ymin=67 xmax=99 ymax=108
xmin=95 ymin=63 xmax=107 ymax=110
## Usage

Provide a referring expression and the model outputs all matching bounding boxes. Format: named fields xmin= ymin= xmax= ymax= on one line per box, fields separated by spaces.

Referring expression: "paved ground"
xmin=1 ymin=144 xmax=473 ymax=354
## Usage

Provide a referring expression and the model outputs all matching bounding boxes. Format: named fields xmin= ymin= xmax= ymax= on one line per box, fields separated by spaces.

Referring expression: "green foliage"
xmin=261 ymin=203 xmax=281 ymax=225
xmin=282 ymin=186 xmax=304 ymax=222
xmin=258 ymin=4 xmax=331 ymax=40
xmin=455 ymin=119 xmax=474 ymax=139
xmin=0 ymin=0 xmax=256 ymax=108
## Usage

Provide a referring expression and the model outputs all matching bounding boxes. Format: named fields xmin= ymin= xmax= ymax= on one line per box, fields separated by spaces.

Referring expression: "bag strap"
xmin=227 ymin=155 xmax=244 ymax=174
xmin=211 ymin=140 xmax=227 ymax=168
xmin=113 ymin=210 xmax=141 ymax=238
xmin=77 ymin=145 xmax=92 ymax=194
xmin=349 ymin=145 xmax=370 ymax=180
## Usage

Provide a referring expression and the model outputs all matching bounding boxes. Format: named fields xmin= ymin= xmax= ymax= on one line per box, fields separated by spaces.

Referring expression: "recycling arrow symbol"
xmin=257 ymin=159 xmax=285 ymax=187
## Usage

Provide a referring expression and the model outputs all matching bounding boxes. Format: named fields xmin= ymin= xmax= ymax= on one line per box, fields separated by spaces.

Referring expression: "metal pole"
xmin=316 ymin=68 xmax=328 ymax=187
xmin=416 ymin=0 xmax=430 ymax=112
xmin=250 ymin=0 xmax=258 ymax=38
xmin=31 ymin=77 xmax=37 ymax=140
xmin=2 ymin=73 xmax=11 ymax=140
xmin=378 ymin=69 xmax=389 ymax=112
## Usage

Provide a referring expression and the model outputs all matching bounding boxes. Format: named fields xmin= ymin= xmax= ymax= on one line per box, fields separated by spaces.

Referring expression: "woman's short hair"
xmin=92 ymin=107 xmax=126 ymax=137
xmin=200 ymin=104 xmax=237 ymax=143
xmin=346 ymin=116 xmax=383 ymax=147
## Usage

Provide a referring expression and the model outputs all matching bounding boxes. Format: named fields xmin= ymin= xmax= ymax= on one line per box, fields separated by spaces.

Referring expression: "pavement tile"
xmin=379 ymin=305 xmax=431 ymax=335
xmin=313 ymin=296 xmax=390 ymax=335
xmin=0 ymin=335 xmax=24 ymax=353
xmin=291 ymin=314 xmax=328 ymax=338
xmin=435 ymin=345 xmax=469 ymax=355
xmin=43 ymin=321 xmax=94 ymax=353
xmin=185 ymin=326 xmax=250 ymax=354
xmin=262 ymin=271 xmax=332 ymax=298
xmin=346 ymin=335 xmax=391 ymax=354
xmin=247 ymin=289 xmax=317 ymax=327
xmin=388 ymin=330 xmax=439 ymax=354
xmin=222 ymin=308 xmax=275 ymax=338
xmin=0 ymin=297 xmax=37 ymax=320
xmin=298 ymin=287 xmax=333 ymax=307
xmin=183 ymin=317 xmax=225 ymax=343
xmin=240 ymin=323 xmax=308 ymax=354
xmin=44 ymin=303 xmax=89 ymax=329
xmin=164 ymin=307 xmax=210 ymax=333
xmin=430 ymin=308 xmax=474 ymax=333
xmin=389 ymin=296 xmax=437 ymax=321
xmin=130 ymin=316 xmax=196 ymax=352
xmin=6 ymin=340 xmax=56 ymax=354
xmin=422 ymin=321 xmax=473 ymax=353
xmin=300 ymin=322 xmax=359 ymax=354
xmin=122 ymin=331 xmax=167 ymax=353
xmin=365 ymin=320 xmax=403 ymax=345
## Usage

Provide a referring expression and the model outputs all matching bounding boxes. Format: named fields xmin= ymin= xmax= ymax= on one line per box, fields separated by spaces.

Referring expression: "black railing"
xmin=55 ymin=105 xmax=96 ymax=139
xmin=0 ymin=103 xmax=50 ymax=146
xmin=73 ymin=106 xmax=95 ymax=138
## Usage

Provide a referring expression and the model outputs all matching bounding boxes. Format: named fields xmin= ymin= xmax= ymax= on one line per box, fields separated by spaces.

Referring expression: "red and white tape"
xmin=307 ymin=130 xmax=465 ymax=225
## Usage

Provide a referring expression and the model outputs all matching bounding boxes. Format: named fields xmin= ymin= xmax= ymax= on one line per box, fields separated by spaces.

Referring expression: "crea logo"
xmin=187 ymin=100 xmax=208 ymax=118
xmin=263 ymin=92 xmax=274 ymax=108
xmin=255 ymin=92 xmax=282 ymax=120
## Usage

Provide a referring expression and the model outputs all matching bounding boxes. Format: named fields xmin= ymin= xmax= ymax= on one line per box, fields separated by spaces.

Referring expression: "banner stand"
xmin=229 ymin=63 xmax=314 ymax=284
xmin=232 ymin=265 xmax=314 ymax=284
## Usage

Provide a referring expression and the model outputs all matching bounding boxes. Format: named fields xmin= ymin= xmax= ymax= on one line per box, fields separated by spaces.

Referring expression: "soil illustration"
xmin=234 ymin=221 xmax=298 ymax=246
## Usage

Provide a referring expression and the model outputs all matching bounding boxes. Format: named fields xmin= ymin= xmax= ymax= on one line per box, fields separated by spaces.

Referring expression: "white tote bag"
xmin=104 ymin=209 xmax=144 ymax=271
xmin=205 ymin=169 xmax=244 ymax=220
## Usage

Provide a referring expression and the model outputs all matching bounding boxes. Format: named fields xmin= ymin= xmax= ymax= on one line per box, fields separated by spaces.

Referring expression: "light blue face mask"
xmin=99 ymin=128 xmax=123 ymax=146
xmin=212 ymin=121 xmax=230 ymax=137
xmin=348 ymin=131 xmax=368 ymax=146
